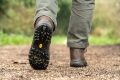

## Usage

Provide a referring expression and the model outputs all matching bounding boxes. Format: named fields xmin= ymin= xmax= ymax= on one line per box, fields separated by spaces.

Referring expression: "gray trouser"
xmin=35 ymin=0 xmax=95 ymax=48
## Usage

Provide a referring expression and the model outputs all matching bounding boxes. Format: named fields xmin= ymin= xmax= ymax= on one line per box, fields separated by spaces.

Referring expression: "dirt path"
xmin=0 ymin=45 xmax=120 ymax=80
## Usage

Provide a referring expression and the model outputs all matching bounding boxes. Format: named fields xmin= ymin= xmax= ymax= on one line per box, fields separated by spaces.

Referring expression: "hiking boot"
xmin=70 ymin=48 xmax=88 ymax=67
xmin=29 ymin=16 xmax=54 ymax=70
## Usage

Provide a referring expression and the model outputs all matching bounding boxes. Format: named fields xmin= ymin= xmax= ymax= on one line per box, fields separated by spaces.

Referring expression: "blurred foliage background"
xmin=0 ymin=0 xmax=120 ymax=45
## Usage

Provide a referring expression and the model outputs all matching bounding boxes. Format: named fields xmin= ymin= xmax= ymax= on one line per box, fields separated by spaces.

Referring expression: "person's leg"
xmin=29 ymin=0 xmax=58 ymax=70
xmin=34 ymin=0 xmax=58 ymax=27
xmin=68 ymin=0 xmax=95 ymax=67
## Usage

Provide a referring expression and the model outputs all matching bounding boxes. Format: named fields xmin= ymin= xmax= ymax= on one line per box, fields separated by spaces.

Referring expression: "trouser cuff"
xmin=67 ymin=42 xmax=89 ymax=48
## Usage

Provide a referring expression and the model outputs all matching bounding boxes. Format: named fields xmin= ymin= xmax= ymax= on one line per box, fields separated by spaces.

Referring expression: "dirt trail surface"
xmin=0 ymin=45 xmax=120 ymax=80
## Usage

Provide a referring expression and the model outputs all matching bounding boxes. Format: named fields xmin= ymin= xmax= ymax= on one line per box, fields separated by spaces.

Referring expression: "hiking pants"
xmin=35 ymin=0 xmax=95 ymax=48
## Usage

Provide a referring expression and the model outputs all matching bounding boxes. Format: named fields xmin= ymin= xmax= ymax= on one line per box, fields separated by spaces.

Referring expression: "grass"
xmin=89 ymin=35 xmax=120 ymax=45
xmin=0 ymin=32 xmax=32 ymax=46
xmin=52 ymin=35 xmax=120 ymax=46
xmin=52 ymin=35 xmax=67 ymax=44
xmin=0 ymin=31 xmax=67 ymax=46
xmin=0 ymin=31 xmax=120 ymax=46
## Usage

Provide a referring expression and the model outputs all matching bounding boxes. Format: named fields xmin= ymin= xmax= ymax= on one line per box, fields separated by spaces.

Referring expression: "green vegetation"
xmin=0 ymin=31 xmax=67 ymax=46
xmin=0 ymin=31 xmax=32 ymax=46
xmin=0 ymin=31 xmax=120 ymax=46
xmin=0 ymin=0 xmax=120 ymax=46
xmin=52 ymin=35 xmax=67 ymax=44
xmin=52 ymin=35 xmax=120 ymax=45
xmin=89 ymin=35 xmax=120 ymax=45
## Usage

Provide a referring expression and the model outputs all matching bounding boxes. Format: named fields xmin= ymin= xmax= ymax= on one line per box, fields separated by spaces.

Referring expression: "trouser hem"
xmin=67 ymin=42 xmax=89 ymax=48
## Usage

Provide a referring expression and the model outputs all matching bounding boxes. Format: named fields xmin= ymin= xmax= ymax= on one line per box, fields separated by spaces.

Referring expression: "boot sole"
xmin=29 ymin=24 xmax=52 ymax=70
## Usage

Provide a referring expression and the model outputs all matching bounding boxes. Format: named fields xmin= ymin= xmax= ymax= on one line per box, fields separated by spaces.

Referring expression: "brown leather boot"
xmin=29 ymin=16 xmax=54 ymax=70
xmin=70 ymin=48 xmax=88 ymax=67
